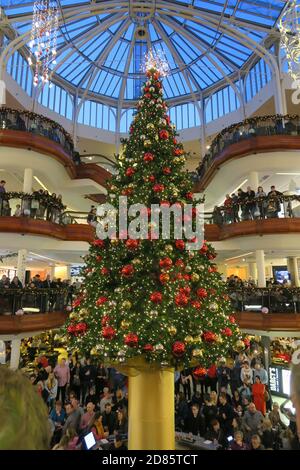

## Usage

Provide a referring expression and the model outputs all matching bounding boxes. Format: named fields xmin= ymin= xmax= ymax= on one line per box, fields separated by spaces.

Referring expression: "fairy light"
xmin=143 ymin=49 xmax=169 ymax=76
xmin=278 ymin=1 xmax=300 ymax=82
xmin=28 ymin=0 xmax=59 ymax=86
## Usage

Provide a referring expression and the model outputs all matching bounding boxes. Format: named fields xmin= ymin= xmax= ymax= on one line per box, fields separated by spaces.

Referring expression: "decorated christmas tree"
xmin=64 ymin=57 xmax=242 ymax=371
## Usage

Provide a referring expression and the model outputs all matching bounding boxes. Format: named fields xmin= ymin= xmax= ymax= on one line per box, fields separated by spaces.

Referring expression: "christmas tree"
xmin=64 ymin=59 xmax=242 ymax=370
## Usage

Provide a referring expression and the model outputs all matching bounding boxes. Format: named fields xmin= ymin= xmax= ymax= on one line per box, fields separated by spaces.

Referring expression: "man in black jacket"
xmin=218 ymin=392 xmax=236 ymax=437
xmin=244 ymin=186 xmax=256 ymax=220
xmin=185 ymin=404 xmax=205 ymax=436
xmin=205 ymin=419 xmax=228 ymax=449
xmin=102 ymin=402 xmax=117 ymax=435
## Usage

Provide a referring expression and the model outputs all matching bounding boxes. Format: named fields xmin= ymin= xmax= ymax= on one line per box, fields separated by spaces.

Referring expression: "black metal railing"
xmin=0 ymin=288 xmax=70 ymax=315
xmin=0 ymin=107 xmax=81 ymax=164
xmin=0 ymin=191 xmax=65 ymax=222
xmin=197 ymin=114 xmax=300 ymax=180
xmin=208 ymin=194 xmax=300 ymax=225
xmin=228 ymin=286 xmax=300 ymax=313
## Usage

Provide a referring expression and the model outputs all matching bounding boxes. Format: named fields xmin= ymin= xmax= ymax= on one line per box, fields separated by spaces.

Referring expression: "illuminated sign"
xmin=269 ymin=366 xmax=291 ymax=397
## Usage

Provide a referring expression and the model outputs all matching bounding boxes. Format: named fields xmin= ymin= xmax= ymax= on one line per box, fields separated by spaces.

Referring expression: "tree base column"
xmin=128 ymin=366 xmax=175 ymax=450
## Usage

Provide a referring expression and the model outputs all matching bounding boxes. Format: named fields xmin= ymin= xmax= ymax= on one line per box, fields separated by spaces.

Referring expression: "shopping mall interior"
xmin=1 ymin=0 xmax=300 ymax=453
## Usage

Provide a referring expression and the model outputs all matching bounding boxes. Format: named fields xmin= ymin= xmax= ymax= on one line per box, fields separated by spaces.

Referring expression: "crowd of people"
xmin=0 ymin=181 xmax=67 ymax=223
xmin=212 ymin=185 xmax=292 ymax=225
xmin=28 ymin=356 xmax=128 ymax=450
xmin=175 ymin=353 xmax=300 ymax=450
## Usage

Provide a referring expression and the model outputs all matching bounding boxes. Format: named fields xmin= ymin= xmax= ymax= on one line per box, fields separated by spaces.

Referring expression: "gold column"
xmin=128 ymin=365 xmax=175 ymax=450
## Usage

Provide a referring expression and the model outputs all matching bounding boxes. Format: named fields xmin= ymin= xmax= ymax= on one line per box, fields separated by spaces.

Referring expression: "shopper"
xmin=242 ymin=402 xmax=264 ymax=440
xmin=54 ymin=358 xmax=70 ymax=404
xmin=252 ymin=376 xmax=266 ymax=416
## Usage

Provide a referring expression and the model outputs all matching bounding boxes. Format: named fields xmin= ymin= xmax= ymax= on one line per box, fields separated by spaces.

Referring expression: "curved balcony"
xmin=0 ymin=311 xmax=68 ymax=334
xmin=0 ymin=107 xmax=111 ymax=188
xmin=195 ymin=114 xmax=300 ymax=191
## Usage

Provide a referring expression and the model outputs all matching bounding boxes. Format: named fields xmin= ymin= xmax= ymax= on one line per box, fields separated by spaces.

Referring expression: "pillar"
xmin=17 ymin=249 xmax=27 ymax=285
xmin=23 ymin=168 xmax=33 ymax=193
xmin=128 ymin=366 xmax=175 ymax=450
xmin=287 ymin=257 xmax=300 ymax=287
xmin=66 ymin=265 xmax=71 ymax=279
xmin=249 ymin=171 xmax=259 ymax=191
xmin=256 ymin=250 xmax=266 ymax=287
xmin=50 ymin=265 xmax=56 ymax=279
xmin=248 ymin=261 xmax=257 ymax=283
xmin=10 ymin=338 xmax=21 ymax=370
xmin=261 ymin=336 xmax=271 ymax=371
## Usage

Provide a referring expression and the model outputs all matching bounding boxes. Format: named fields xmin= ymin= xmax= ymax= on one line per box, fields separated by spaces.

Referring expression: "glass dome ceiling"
xmin=2 ymin=0 xmax=286 ymax=107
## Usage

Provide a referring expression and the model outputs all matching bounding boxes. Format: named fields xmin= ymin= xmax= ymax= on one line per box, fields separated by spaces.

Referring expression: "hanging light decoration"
xmin=278 ymin=1 xmax=300 ymax=83
xmin=28 ymin=0 xmax=59 ymax=86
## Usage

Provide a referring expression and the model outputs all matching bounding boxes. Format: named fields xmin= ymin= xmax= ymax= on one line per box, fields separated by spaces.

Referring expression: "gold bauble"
xmin=235 ymin=339 xmax=245 ymax=352
xmin=111 ymin=238 xmax=119 ymax=245
xmin=216 ymin=335 xmax=223 ymax=344
xmin=132 ymin=258 xmax=141 ymax=265
xmin=121 ymin=320 xmax=131 ymax=329
xmin=192 ymin=348 xmax=203 ymax=358
xmin=122 ymin=300 xmax=132 ymax=310
xmin=165 ymin=244 xmax=173 ymax=252
xmin=193 ymin=335 xmax=202 ymax=343
xmin=69 ymin=312 xmax=78 ymax=320
xmin=191 ymin=273 xmax=200 ymax=282
xmin=168 ymin=325 xmax=177 ymax=335
xmin=90 ymin=347 xmax=98 ymax=355
xmin=80 ymin=308 xmax=88 ymax=316
xmin=185 ymin=335 xmax=194 ymax=344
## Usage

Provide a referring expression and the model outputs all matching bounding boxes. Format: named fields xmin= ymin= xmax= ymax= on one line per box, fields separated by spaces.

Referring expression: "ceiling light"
xmin=225 ymin=252 xmax=254 ymax=261
xmin=34 ymin=176 xmax=49 ymax=191
xmin=276 ymin=173 xmax=300 ymax=176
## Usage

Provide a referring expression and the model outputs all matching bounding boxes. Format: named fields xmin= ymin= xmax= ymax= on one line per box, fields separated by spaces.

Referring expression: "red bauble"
xmin=222 ymin=327 xmax=233 ymax=337
xmin=202 ymin=331 xmax=217 ymax=343
xmin=96 ymin=296 xmax=108 ymax=306
xmin=153 ymin=72 xmax=160 ymax=80
xmin=96 ymin=255 xmax=102 ymax=262
xmin=72 ymin=298 xmax=82 ymax=308
xmin=179 ymin=286 xmax=191 ymax=296
xmin=160 ymin=200 xmax=170 ymax=207
xmin=191 ymin=300 xmax=202 ymax=309
xmin=143 ymin=152 xmax=154 ymax=162
xmin=175 ymin=259 xmax=185 ymax=269
xmin=101 ymin=267 xmax=109 ymax=275
xmin=150 ymin=291 xmax=162 ymax=303
xmin=172 ymin=341 xmax=185 ymax=357
xmin=121 ymin=264 xmax=134 ymax=277
xmin=173 ymin=148 xmax=183 ymax=156
xmin=175 ymin=293 xmax=189 ymax=306
xmin=159 ymin=129 xmax=169 ymax=140
xmin=67 ymin=324 xmax=76 ymax=334
xmin=125 ymin=239 xmax=139 ymax=249
xmin=207 ymin=253 xmax=216 ymax=260
xmin=76 ymin=322 xmax=87 ymax=333
xmin=229 ymin=315 xmax=236 ymax=324
xmin=129 ymin=126 xmax=134 ymax=134
xmin=183 ymin=274 xmax=191 ymax=281
xmin=145 ymin=93 xmax=151 ymax=99
xmin=101 ymin=315 xmax=110 ymax=326
xmin=92 ymin=239 xmax=105 ymax=248
xmin=159 ymin=257 xmax=173 ymax=269
xmin=102 ymin=326 xmax=116 ymax=340
xmin=144 ymin=87 xmax=149 ymax=92
xmin=153 ymin=183 xmax=164 ymax=193
xmin=159 ymin=273 xmax=170 ymax=284
xmin=193 ymin=367 xmax=207 ymax=378
xmin=186 ymin=192 xmax=193 ymax=200
xmin=200 ymin=243 xmax=208 ymax=253
xmin=173 ymin=138 xmax=177 ymax=144
xmin=122 ymin=187 xmax=133 ymax=196
xmin=197 ymin=288 xmax=208 ymax=298
xmin=124 ymin=333 xmax=138 ymax=347
xmin=156 ymin=82 xmax=161 ymax=89
xmin=149 ymin=175 xmax=156 ymax=183
xmin=175 ymin=240 xmax=185 ymax=250
xmin=126 ymin=167 xmax=135 ymax=177
xmin=163 ymin=167 xmax=172 ymax=175
xmin=243 ymin=338 xmax=250 ymax=348
xmin=143 ymin=343 xmax=154 ymax=352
